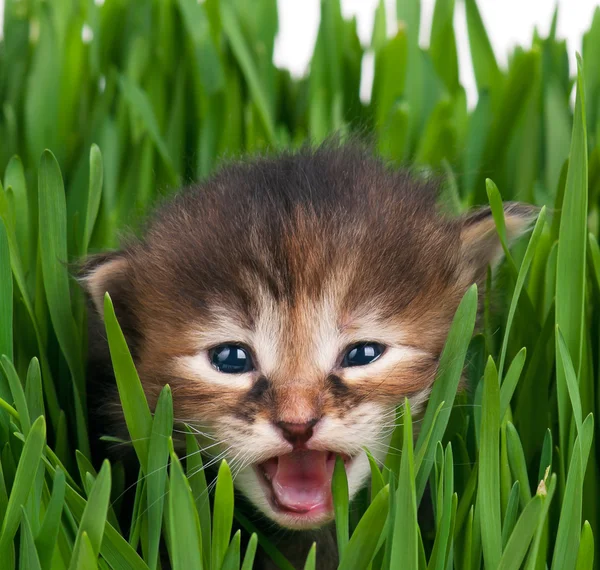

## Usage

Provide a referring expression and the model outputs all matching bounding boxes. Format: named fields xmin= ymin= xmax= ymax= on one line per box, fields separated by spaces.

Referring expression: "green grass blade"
xmin=4 ymin=156 xmax=31 ymax=270
xmin=303 ymin=543 xmax=317 ymax=570
xmin=24 ymin=359 xmax=43 ymax=428
xmin=427 ymin=444 xmax=454 ymax=570
xmin=551 ymin=414 xmax=594 ymax=570
xmin=338 ymin=485 xmax=390 ymax=570
xmin=499 ymin=348 xmax=526 ymax=418
xmin=19 ymin=508 xmax=42 ymax=570
xmin=42 ymin=458 xmax=147 ymax=570
xmin=415 ymin=284 xmax=477 ymax=501
xmin=82 ymin=144 xmax=103 ymax=256
xmin=220 ymin=2 xmax=276 ymax=143
xmin=556 ymin=326 xmax=584 ymax=437
xmin=575 ymin=521 xmax=595 ymax=570
xmin=497 ymin=494 xmax=545 ymax=570
xmin=555 ymin=54 xmax=588 ymax=459
xmin=118 ymin=75 xmax=177 ymax=185
xmin=0 ymin=415 xmax=45 ymax=560
xmin=212 ymin=459 xmax=234 ymax=570
xmin=169 ymin=446 xmax=203 ymax=570
xmin=333 ymin=454 xmax=349 ymax=557
xmin=185 ymin=429 xmax=211 ymax=570
xmin=146 ymin=385 xmax=173 ymax=570
xmin=68 ymin=460 xmax=111 ymax=570
xmin=35 ymin=468 xmax=66 ymax=570
xmin=0 ymin=219 xmax=13 ymax=363
xmin=429 ymin=0 xmax=459 ymax=93
xmin=103 ymin=293 xmax=152 ymax=470
xmin=478 ymin=357 xmax=502 ymax=568
xmin=497 ymin=206 xmax=546 ymax=380
xmin=464 ymin=0 xmax=502 ymax=93
xmin=1 ymin=356 xmax=31 ymax=435
xmin=38 ymin=149 xmax=89 ymax=456
xmin=506 ymin=422 xmax=533 ymax=508
xmin=366 ymin=449 xmax=385 ymax=502
xmin=73 ymin=532 xmax=99 ymax=570
xmin=524 ymin=474 xmax=557 ymax=570
xmin=234 ymin=510 xmax=295 ymax=570
xmin=177 ymin=0 xmax=225 ymax=94
xmin=221 ymin=530 xmax=241 ymax=570
xmin=501 ymin=481 xmax=520 ymax=548
xmin=241 ymin=533 xmax=258 ymax=570
xmin=390 ymin=398 xmax=418 ymax=570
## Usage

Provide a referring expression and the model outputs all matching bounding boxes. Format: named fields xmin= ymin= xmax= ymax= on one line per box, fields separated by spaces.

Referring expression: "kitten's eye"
xmin=209 ymin=345 xmax=254 ymax=374
xmin=342 ymin=343 xmax=385 ymax=367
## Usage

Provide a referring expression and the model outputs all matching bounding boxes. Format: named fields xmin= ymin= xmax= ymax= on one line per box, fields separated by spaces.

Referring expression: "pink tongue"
xmin=271 ymin=451 xmax=333 ymax=513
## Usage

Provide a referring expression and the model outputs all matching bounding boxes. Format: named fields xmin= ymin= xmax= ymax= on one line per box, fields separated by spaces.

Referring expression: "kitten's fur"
xmin=82 ymin=143 xmax=533 ymax=568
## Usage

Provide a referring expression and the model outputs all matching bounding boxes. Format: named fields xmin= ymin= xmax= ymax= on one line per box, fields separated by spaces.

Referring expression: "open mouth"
xmin=255 ymin=450 xmax=351 ymax=518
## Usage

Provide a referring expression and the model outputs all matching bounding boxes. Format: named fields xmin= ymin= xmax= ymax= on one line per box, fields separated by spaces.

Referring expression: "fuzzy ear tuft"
xmin=459 ymin=202 xmax=538 ymax=282
xmin=79 ymin=252 xmax=131 ymax=319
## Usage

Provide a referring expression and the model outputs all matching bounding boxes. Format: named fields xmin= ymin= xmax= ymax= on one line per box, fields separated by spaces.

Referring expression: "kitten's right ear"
xmin=79 ymin=252 xmax=131 ymax=319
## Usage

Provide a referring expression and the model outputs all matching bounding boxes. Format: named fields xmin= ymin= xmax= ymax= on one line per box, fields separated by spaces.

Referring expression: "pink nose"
xmin=276 ymin=419 xmax=319 ymax=447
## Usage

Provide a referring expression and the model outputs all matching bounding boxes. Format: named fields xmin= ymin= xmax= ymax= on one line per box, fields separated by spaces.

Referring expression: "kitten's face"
xmin=84 ymin=146 xmax=532 ymax=529
xmin=153 ymin=277 xmax=444 ymax=529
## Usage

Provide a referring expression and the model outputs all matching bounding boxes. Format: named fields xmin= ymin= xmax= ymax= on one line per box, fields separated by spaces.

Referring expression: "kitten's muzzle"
xmin=276 ymin=419 xmax=319 ymax=448
xmin=254 ymin=450 xmax=352 ymax=524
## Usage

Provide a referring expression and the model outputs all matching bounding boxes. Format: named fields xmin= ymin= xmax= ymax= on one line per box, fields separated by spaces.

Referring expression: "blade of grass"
xmin=555 ymin=54 xmax=588 ymax=460
xmin=338 ymin=485 xmax=390 ymax=570
xmin=212 ymin=459 xmax=234 ymax=570
xmin=103 ymin=293 xmax=152 ymax=470
xmin=0 ymin=416 xmax=45 ymax=562
xmin=499 ymin=348 xmax=526 ymax=418
xmin=68 ymin=461 xmax=111 ymax=570
xmin=303 ymin=543 xmax=317 ymax=570
xmin=497 ymin=493 xmax=546 ymax=570
xmin=415 ymin=284 xmax=477 ymax=501
xmin=506 ymin=422 xmax=533 ymax=508
xmin=169 ymin=445 xmax=203 ymax=570
xmin=390 ymin=398 xmax=418 ymax=569
xmin=575 ymin=521 xmax=595 ymax=570
xmin=220 ymin=2 xmax=276 ymax=143
xmin=146 ymin=385 xmax=173 ymax=570
xmin=35 ymin=468 xmax=66 ymax=570
xmin=0 ymin=219 xmax=12 ymax=363
xmin=38 ymin=149 xmax=89 ymax=457
xmin=221 ymin=530 xmax=241 ymax=570
xmin=496 ymin=204 xmax=546 ymax=380
xmin=333 ymin=454 xmax=349 ymax=557
xmin=551 ymin=414 xmax=594 ymax=570
xmin=241 ymin=534 xmax=258 ymax=570
xmin=1 ymin=356 xmax=31 ymax=436
xmin=501 ymin=481 xmax=520 ymax=548
xmin=185 ymin=430 xmax=211 ymax=570
xmin=82 ymin=144 xmax=103 ymax=256
xmin=24 ymin=359 xmax=43 ymax=428
xmin=478 ymin=357 xmax=502 ymax=568
xmin=19 ymin=508 xmax=42 ymax=570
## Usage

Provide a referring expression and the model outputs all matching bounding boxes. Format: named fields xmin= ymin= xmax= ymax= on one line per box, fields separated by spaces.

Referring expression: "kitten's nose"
xmin=276 ymin=419 xmax=319 ymax=448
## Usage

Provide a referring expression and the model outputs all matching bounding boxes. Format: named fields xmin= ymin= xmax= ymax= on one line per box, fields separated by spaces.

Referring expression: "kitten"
xmin=82 ymin=143 xmax=533 ymax=567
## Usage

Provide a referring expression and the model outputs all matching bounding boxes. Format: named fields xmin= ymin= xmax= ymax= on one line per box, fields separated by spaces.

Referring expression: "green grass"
xmin=1 ymin=0 xmax=600 ymax=567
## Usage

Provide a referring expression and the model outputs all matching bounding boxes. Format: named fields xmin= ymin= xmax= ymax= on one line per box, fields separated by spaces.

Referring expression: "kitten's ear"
xmin=459 ymin=202 xmax=538 ymax=282
xmin=79 ymin=252 xmax=131 ymax=319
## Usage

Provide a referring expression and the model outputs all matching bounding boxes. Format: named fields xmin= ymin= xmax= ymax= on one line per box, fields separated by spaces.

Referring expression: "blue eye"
xmin=342 ymin=343 xmax=385 ymax=367
xmin=210 ymin=345 xmax=254 ymax=374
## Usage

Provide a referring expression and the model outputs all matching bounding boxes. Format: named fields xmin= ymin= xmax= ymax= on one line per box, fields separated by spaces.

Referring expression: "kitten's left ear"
xmin=459 ymin=202 xmax=538 ymax=282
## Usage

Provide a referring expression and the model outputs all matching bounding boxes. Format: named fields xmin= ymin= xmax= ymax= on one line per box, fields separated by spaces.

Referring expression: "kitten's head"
xmin=83 ymin=145 xmax=534 ymax=529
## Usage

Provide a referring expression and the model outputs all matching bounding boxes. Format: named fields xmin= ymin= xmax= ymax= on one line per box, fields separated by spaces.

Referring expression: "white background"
xmin=275 ymin=0 xmax=600 ymax=106
xmin=0 ymin=0 xmax=598 ymax=106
